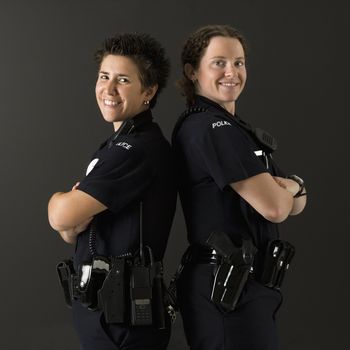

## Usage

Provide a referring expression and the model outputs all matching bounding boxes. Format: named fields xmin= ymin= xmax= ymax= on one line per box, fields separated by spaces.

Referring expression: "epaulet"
xmin=180 ymin=106 xmax=208 ymax=119
xmin=172 ymin=106 xmax=208 ymax=144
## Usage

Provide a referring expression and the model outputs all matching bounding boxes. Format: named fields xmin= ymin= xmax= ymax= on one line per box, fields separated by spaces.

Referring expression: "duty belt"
xmin=182 ymin=238 xmax=295 ymax=291
xmin=57 ymin=253 xmax=169 ymax=329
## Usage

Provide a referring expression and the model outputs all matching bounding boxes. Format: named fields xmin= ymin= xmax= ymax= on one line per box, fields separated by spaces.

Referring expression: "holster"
xmin=98 ymin=257 xmax=126 ymax=323
xmin=207 ymin=231 xmax=257 ymax=311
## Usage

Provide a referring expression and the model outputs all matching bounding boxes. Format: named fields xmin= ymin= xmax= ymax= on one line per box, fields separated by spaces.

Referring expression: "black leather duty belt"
xmin=183 ymin=239 xmax=295 ymax=291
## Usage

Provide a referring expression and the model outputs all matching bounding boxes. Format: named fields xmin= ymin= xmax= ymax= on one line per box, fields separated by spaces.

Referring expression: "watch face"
xmin=291 ymin=175 xmax=304 ymax=186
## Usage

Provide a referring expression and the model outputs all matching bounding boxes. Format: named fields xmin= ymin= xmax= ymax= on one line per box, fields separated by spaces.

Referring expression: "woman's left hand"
xmin=273 ymin=176 xmax=299 ymax=196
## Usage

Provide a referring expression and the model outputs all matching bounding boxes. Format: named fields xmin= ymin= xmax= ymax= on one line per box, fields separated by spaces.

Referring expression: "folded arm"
xmin=230 ymin=173 xmax=305 ymax=223
xmin=48 ymin=185 xmax=107 ymax=244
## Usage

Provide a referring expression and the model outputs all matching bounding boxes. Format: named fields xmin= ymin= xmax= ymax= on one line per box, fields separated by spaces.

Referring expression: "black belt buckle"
xmin=56 ymin=259 xmax=75 ymax=308
xmin=260 ymin=240 xmax=296 ymax=289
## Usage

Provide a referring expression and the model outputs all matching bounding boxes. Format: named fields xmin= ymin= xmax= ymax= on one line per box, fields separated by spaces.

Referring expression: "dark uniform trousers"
xmin=178 ymin=264 xmax=283 ymax=350
xmin=72 ymin=301 xmax=171 ymax=350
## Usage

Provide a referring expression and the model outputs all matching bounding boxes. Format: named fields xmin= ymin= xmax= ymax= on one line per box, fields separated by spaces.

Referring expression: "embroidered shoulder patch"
xmin=115 ymin=141 xmax=132 ymax=150
xmin=212 ymin=120 xmax=232 ymax=129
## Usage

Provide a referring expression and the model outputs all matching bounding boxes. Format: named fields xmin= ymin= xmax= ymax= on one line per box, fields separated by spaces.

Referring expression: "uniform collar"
xmin=100 ymin=109 xmax=154 ymax=149
xmin=194 ymin=95 xmax=236 ymax=120
xmin=194 ymin=95 xmax=251 ymax=131
xmin=130 ymin=108 xmax=153 ymax=128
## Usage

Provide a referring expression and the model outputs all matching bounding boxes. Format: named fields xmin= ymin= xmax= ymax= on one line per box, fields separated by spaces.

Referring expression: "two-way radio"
xmin=129 ymin=203 xmax=153 ymax=326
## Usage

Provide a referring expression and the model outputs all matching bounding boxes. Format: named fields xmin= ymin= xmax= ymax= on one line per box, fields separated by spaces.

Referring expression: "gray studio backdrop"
xmin=0 ymin=0 xmax=348 ymax=349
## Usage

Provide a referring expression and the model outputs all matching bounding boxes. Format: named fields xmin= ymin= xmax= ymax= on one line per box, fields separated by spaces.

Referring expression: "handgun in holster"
xmin=98 ymin=257 xmax=126 ymax=324
xmin=206 ymin=231 xmax=257 ymax=311
xmin=260 ymin=239 xmax=295 ymax=289
xmin=56 ymin=259 xmax=75 ymax=308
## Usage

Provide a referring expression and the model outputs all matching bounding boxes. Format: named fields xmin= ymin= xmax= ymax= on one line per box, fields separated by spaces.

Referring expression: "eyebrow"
xmin=99 ymin=71 xmax=130 ymax=77
xmin=210 ymin=56 xmax=245 ymax=60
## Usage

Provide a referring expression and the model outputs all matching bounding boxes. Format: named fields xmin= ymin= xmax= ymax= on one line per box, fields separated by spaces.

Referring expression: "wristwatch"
xmin=286 ymin=175 xmax=305 ymax=198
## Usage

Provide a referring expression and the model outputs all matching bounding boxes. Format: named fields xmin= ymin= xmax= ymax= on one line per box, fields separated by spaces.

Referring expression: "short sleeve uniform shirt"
xmin=75 ymin=110 xmax=177 ymax=265
xmin=173 ymin=95 xmax=285 ymax=252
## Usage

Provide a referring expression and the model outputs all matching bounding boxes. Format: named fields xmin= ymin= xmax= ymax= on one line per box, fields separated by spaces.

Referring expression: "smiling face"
xmin=95 ymin=54 xmax=156 ymax=130
xmin=189 ymin=36 xmax=247 ymax=114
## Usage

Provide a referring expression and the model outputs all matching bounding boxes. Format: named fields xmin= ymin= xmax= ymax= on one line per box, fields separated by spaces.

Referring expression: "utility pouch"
xmin=98 ymin=257 xmax=126 ymax=324
xmin=260 ymin=239 xmax=295 ymax=289
xmin=207 ymin=232 xmax=257 ymax=311
xmin=76 ymin=263 xmax=93 ymax=307
xmin=87 ymin=257 xmax=110 ymax=311
xmin=75 ymin=256 xmax=110 ymax=310
xmin=56 ymin=259 xmax=75 ymax=308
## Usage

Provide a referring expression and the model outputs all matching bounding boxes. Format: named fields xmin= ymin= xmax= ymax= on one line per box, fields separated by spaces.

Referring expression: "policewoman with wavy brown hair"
xmin=172 ymin=24 xmax=307 ymax=349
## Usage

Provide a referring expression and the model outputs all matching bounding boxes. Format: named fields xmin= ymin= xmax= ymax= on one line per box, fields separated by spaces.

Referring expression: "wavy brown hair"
xmin=178 ymin=25 xmax=248 ymax=106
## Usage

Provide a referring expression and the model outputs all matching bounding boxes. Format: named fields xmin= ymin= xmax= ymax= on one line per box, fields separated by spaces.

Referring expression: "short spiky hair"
xmin=95 ymin=33 xmax=170 ymax=108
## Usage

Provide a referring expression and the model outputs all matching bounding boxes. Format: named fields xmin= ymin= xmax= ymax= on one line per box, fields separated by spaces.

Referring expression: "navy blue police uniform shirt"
xmin=75 ymin=109 xmax=177 ymax=265
xmin=173 ymin=95 xmax=286 ymax=253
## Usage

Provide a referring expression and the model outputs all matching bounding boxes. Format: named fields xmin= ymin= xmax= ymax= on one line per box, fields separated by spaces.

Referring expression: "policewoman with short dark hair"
xmin=172 ymin=25 xmax=307 ymax=350
xmin=48 ymin=33 xmax=176 ymax=350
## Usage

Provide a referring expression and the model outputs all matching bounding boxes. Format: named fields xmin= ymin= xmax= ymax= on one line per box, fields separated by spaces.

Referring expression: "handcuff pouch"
xmin=56 ymin=259 xmax=75 ymax=308
xmin=259 ymin=239 xmax=295 ymax=289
